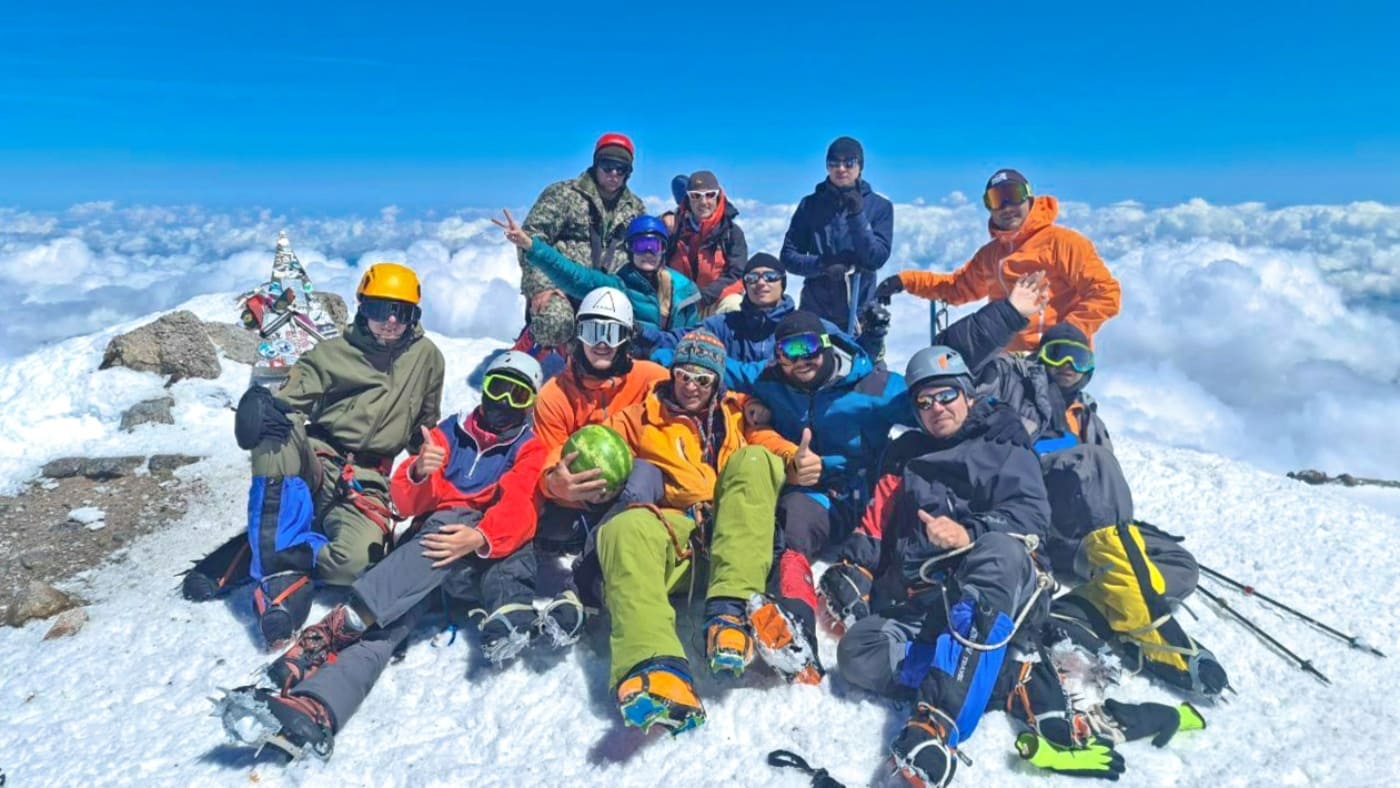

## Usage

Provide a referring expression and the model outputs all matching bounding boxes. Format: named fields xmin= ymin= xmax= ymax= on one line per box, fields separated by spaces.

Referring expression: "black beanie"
xmin=743 ymin=252 xmax=784 ymax=276
xmin=826 ymin=136 xmax=864 ymax=163
xmin=775 ymin=310 xmax=827 ymax=340
xmin=1038 ymin=321 xmax=1090 ymax=350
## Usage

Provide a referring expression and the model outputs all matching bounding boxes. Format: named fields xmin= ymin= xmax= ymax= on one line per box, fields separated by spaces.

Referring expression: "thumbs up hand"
xmin=785 ymin=427 xmax=823 ymax=487
xmin=411 ymin=425 xmax=447 ymax=482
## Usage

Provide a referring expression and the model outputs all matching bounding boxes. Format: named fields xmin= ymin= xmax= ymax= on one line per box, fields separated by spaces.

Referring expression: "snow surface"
xmin=0 ymin=290 xmax=1398 ymax=786
xmin=66 ymin=507 xmax=106 ymax=530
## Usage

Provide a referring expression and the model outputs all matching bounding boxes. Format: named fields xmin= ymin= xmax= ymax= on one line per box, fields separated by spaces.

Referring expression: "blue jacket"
xmin=731 ymin=331 xmax=911 ymax=499
xmin=780 ymin=178 xmax=894 ymax=333
xmin=525 ymin=237 xmax=702 ymax=333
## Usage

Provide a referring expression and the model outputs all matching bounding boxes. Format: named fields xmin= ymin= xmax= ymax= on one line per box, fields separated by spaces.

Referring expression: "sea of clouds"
xmin=2 ymin=195 xmax=1397 ymax=478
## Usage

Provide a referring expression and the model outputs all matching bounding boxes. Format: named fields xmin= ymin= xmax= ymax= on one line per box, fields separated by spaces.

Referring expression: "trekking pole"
xmin=1196 ymin=585 xmax=1331 ymax=686
xmin=1199 ymin=564 xmax=1386 ymax=657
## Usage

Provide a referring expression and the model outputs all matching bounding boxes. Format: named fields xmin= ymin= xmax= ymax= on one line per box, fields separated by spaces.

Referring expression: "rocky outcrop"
xmin=100 ymin=310 xmax=221 ymax=383
xmin=119 ymin=396 xmax=175 ymax=431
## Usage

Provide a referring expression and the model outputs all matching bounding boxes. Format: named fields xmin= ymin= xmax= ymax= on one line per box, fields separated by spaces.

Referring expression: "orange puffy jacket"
xmin=898 ymin=195 xmax=1121 ymax=351
xmin=607 ymin=384 xmax=796 ymax=511
xmin=533 ymin=357 xmax=670 ymax=497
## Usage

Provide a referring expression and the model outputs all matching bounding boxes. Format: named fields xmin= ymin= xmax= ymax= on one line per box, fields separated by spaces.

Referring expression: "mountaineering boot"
xmin=181 ymin=534 xmax=251 ymax=601
xmin=705 ymin=614 xmax=755 ymax=677
xmin=267 ymin=605 xmax=363 ymax=689
xmin=254 ymin=571 xmax=315 ymax=649
xmin=536 ymin=590 xmax=585 ymax=649
xmin=477 ymin=603 xmax=538 ymax=666
xmin=215 ymin=686 xmax=334 ymax=761
xmin=615 ymin=658 xmax=706 ymax=735
xmin=890 ymin=706 xmax=957 ymax=788
xmin=747 ymin=594 xmax=822 ymax=685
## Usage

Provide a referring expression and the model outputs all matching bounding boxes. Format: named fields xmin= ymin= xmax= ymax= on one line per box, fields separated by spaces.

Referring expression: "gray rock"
xmin=80 ymin=456 xmax=145 ymax=481
xmin=203 ymin=321 xmax=261 ymax=365
xmin=41 ymin=457 xmax=85 ymax=479
xmin=2 ymin=580 xmax=80 ymax=627
xmin=311 ymin=292 xmax=350 ymax=332
xmin=43 ymin=607 xmax=88 ymax=640
xmin=100 ymin=310 xmax=221 ymax=383
xmin=120 ymin=396 xmax=175 ymax=432
xmin=148 ymin=454 xmax=202 ymax=474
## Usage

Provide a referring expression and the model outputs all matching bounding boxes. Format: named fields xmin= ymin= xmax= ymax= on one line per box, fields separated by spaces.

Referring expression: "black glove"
xmin=874 ymin=274 xmax=904 ymax=303
xmin=234 ymin=385 xmax=296 ymax=450
xmin=860 ymin=302 xmax=891 ymax=335
xmin=818 ymin=562 xmax=873 ymax=630
xmin=1103 ymin=699 xmax=1205 ymax=747
xmin=841 ymin=188 xmax=864 ymax=217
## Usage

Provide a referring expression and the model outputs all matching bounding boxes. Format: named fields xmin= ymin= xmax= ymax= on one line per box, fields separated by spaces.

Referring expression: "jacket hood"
xmin=347 ymin=317 xmax=424 ymax=357
xmin=737 ymin=293 xmax=796 ymax=327
xmin=990 ymin=194 xmax=1058 ymax=246
xmin=824 ymin=331 xmax=873 ymax=389
xmin=813 ymin=177 xmax=874 ymax=197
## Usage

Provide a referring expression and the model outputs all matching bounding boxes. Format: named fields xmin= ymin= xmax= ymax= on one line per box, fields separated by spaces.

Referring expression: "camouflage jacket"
xmin=518 ymin=170 xmax=645 ymax=299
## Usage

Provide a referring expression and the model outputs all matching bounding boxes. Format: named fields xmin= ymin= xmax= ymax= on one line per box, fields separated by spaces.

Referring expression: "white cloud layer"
xmin=1 ymin=196 xmax=1397 ymax=478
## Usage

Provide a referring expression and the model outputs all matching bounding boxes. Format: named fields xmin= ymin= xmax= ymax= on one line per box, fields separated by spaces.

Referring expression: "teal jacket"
xmin=525 ymin=237 xmax=702 ymax=333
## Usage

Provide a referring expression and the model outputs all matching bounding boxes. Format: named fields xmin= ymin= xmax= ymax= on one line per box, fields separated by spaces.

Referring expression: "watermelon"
xmin=563 ymin=424 xmax=634 ymax=496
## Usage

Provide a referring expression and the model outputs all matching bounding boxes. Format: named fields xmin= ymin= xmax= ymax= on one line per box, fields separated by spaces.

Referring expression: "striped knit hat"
xmin=671 ymin=330 xmax=727 ymax=378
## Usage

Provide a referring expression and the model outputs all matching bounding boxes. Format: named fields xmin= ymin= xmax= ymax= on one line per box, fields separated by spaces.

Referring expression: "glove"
xmin=1015 ymin=733 xmax=1125 ymax=781
xmin=859 ymin=302 xmax=891 ymax=335
xmin=874 ymin=275 xmax=904 ymax=303
xmin=1103 ymin=699 xmax=1205 ymax=747
xmin=842 ymin=188 xmax=864 ymax=216
xmin=234 ymin=385 xmax=295 ymax=450
xmin=818 ymin=562 xmax=873 ymax=630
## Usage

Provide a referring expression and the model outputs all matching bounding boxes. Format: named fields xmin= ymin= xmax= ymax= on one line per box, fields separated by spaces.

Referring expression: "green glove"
xmin=1015 ymin=733 xmax=1125 ymax=781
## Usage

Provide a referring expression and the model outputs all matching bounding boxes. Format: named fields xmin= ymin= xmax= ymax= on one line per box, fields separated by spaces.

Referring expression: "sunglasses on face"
xmin=629 ymin=236 xmax=665 ymax=256
xmin=777 ymin=332 xmax=831 ymax=362
xmin=482 ymin=373 xmax=537 ymax=409
xmin=673 ymin=367 xmax=717 ymax=389
xmin=743 ymin=270 xmax=783 ymax=285
xmin=577 ymin=318 xmax=631 ymax=348
xmin=1037 ymin=339 xmax=1095 ymax=373
xmin=359 ymin=297 xmax=418 ymax=324
xmin=687 ymin=189 xmax=719 ymax=201
xmin=983 ymin=181 xmax=1032 ymax=211
xmin=914 ymin=387 xmax=962 ymax=411
xmin=596 ymin=158 xmax=632 ymax=176
xmin=826 ymin=157 xmax=860 ymax=170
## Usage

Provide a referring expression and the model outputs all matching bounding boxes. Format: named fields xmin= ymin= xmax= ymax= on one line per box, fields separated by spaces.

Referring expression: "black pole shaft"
xmin=1197 ymin=585 xmax=1331 ymax=686
xmin=1200 ymin=564 xmax=1386 ymax=657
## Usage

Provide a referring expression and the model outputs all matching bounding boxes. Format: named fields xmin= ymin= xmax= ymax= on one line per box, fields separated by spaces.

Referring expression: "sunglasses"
xmin=743 ymin=270 xmax=783 ymax=285
xmin=482 ymin=373 xmax=537 ymax=409
xmin=687 ymin=189 xmax=719 ymax=200
xmin=577 ymin=318 xmax=631 ymax=348
xmin=596 ymin=158 xmax=632 ymax=176
xmin=673 ymin=367 xmax=717 ymax=389
xmin=983 ymin=181 xmax=1032 ymax=211
xmin=1037 ymin=339 xmax=1095 ymax=373
xmin=826 ymin=157 xmax=860 ymax=169
xmin=914 ymin=387 xmax=962 ymax=411
xmin=359 ymin=297 xmax=419 ymax=324
xmin=777 ymin=332 xmax=831 ymax=362
xmin=629 ymin=236 xmax=665 ymax=256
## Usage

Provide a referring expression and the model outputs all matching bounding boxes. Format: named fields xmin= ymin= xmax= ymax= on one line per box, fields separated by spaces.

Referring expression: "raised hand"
xmin=411 ymin=425 xmax=446 ymax=481
xmin=491 ymin=208 xmax=533 ymax=251
xmin=1008 ymin=270 xmax=1050 ymax=317
xmin=785 ymin=427 xmax=823 ymax=487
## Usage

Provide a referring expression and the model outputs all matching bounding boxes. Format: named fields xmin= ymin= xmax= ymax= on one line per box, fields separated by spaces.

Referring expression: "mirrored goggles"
xmin=596 ymin=158 xmax=632 ymax=176
xmin=1037 ymin=339 xmax=1095 ymax=373
xmin=687 ymin=189 xmax=719 ymax=200
xmin=914 ymin=387 xmax=962 ymax=411
xmin=577 ymin=318 xmax=631 ymax=348
xmin=673 ymin=367 xmax=717 ymax=389
xmin=983 ymin=181 xmax=1032 ymax=211
xmin=743 ymin=270 xmax=783 ymax=285
xmin=826 ymin=157 xmax=859 ymax=169
xmin=359 ymin=297 xmax=418 ymax=324
xmin=629 ymin=236 xmax=665 ymax=256
xmin=482 ymin=373 xmax=537 ymax=409
xmin=777 ymin=332 xmax=831 ymax=362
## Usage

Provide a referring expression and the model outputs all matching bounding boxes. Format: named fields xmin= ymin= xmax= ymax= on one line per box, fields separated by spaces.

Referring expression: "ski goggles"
xmin=743 ymin=270 xmax=783 ymax=285
xmin=1037 ymin=339 xmax=1095 ymax=373
xmin=983 ymin=181 xmax=1033 ymax=211
xmin=826 ymin=157 xmax=860 ymax=169
xmin=596 ymin=158 xmax=632 ymax=175
xmin=673 ymin=366 xmax=718 ymax=389
xmin=629 ymin=236 xmax=665 ymax=256
xmin=482 ymin=373 xmax=537 ymax=409
xmin=577 ymin=318 xmax=631 ymax=348
xmin=359 ymin=297 xmax=418 ymax=324
xmin=687 ymin=189 xmax=719 ymax=201
xmin=914 ymin=387 xmax=963 ymax=411
xmin=776 ymin=332 xmax=831 ymax=362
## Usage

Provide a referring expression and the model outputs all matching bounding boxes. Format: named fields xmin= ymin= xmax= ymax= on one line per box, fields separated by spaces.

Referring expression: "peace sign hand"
xmin=491 ymin=208 xmax=533 ymax=251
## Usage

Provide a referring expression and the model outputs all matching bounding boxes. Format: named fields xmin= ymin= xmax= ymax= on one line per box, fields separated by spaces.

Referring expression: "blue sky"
xmin=2 ymin=1 xmax=1396 ymax=211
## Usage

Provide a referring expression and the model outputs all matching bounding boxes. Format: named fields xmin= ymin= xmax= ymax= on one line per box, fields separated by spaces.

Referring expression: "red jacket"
xmin=390 ymin=411 xmax=545 ymax=559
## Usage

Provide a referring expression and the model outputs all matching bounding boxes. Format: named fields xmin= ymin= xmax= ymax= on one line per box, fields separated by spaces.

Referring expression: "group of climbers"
xmin=185 ymin=132 xmax=1229 ymax=784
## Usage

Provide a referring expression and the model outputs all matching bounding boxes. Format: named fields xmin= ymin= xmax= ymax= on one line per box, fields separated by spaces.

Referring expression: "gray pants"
xmin=837 ymin=531 xmax=1041 ymax=698
xmin=294 ymin=507 xmax=536 ymax=730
